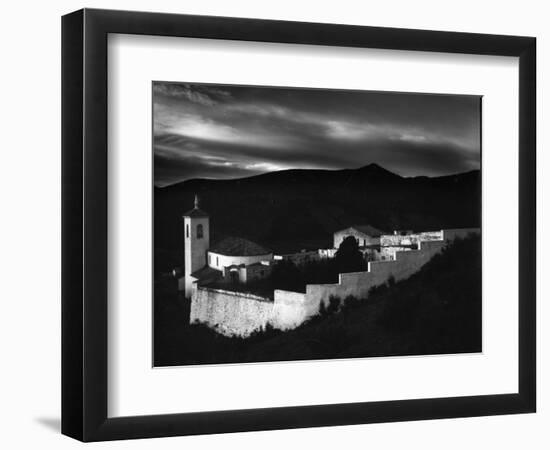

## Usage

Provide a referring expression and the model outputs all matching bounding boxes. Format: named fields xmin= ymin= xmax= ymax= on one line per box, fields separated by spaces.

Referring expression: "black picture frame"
xmin=62 ymin=8 xmax=536 ymax=442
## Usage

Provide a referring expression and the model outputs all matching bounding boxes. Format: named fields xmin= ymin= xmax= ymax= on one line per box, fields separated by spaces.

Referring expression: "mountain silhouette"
xmin=154 ymin=165 xmax=480 ymax=274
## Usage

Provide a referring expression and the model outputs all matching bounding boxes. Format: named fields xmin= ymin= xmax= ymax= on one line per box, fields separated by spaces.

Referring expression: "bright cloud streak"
xmin=153 ymin=82 xmax=481 ymax=186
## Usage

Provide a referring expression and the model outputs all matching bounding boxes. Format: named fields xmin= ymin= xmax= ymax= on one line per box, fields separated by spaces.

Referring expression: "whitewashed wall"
xmin=190 ymin=286 xmax=274 ymax=337
xmin=207 ymin=251 xmax=273 ymax=271
xmin=191 ymin=229 xmax=480 ymax=336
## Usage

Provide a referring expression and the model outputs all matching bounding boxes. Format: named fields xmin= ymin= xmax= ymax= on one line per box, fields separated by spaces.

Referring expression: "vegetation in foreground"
xmin=154 ymin=236 xmax=481 ymax=366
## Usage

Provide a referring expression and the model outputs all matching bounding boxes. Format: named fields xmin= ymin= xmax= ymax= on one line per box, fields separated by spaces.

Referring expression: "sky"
xmin=153 ymin=82 xmax=481 ymax=187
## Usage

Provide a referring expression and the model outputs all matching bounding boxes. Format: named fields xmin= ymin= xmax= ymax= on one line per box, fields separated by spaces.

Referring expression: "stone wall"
xmin=190 ymin=287 xmax=309 ymax=337
xmin=190 ymin=228 xmax=480 ymax=337
xmin=272 ymin=289 xmax=309 ymax=330
xmin=305 ymin=239 xmax=447 ymax=312
xmin=190 ymin=286 xmax=274 ymax=337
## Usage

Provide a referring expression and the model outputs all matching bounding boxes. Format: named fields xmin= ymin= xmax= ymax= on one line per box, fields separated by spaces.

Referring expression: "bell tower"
xmin=183 ymin=195 xmax=210 ymax=298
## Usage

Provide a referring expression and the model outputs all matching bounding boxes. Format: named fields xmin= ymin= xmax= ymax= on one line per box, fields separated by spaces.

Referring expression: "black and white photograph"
xmin=153 ymin=82 xmax=482 ymax=367
xmin=0 ymin=0 xmax=543 ymax=446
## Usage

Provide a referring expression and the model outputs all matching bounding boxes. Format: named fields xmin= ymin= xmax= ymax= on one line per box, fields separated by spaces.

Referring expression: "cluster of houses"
xmin=177 ymin=196 xmax=448 ymax=299
xmin=172 ymin=196 xmax=479 ymax=337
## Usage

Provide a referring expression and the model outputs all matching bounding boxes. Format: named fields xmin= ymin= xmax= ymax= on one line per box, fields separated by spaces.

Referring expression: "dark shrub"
xmin=335 ymin=236 xmax=367 ymax=273
xmin=327 ymin=295 xmax=341 ymax=314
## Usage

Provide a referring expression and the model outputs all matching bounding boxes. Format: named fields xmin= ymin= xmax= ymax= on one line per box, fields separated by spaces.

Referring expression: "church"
xmin=179 ymin=196 xmax=274 ymax=298
xmin=175 ymin=196 xmax=480 ymax=337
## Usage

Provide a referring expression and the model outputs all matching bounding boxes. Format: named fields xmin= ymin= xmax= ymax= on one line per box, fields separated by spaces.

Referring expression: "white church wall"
xmin=207 ymin=251 xmax=273 ymax=271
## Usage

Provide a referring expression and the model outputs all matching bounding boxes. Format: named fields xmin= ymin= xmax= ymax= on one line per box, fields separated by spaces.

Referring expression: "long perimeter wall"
xmin=189 ymin=228 xmax=480 ymax=337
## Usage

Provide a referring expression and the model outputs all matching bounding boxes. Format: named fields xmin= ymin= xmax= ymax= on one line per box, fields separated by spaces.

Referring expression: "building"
xmin=182 ymin=196 xmax=210 ymax=297
xmin=180 ymin=196 xmax=273 ymax=298
xmin=273 ymin=249 xmax=320 ymax=266
xmin=333 ymin=224 xmax=386 ymax=249
xmin=179 ymin=197 xmax=480 ymax=337
xmin=379 ymin=230 xmax=445 ymax=260
xmin=220 ymin=260 xmax=274 ymax=285
xmin=210 ymin=237 xmax=273 ymax=285
xmin=207 ymin=236 xmax=272 ymax=272
xmin=189 ymin=227 xmax=481 ymax=337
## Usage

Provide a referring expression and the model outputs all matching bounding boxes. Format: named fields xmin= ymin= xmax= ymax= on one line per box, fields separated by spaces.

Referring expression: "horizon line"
xmin=154 ymin=163 xmax=480 ymax=188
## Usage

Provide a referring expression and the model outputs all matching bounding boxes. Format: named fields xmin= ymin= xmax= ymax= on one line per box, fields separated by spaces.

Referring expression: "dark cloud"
xmin=153 ymin=82 xmax=481 ymax=187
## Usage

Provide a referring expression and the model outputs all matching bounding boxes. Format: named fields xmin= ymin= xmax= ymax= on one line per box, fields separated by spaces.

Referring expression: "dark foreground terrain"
xmin=154 ymin=236 xmax=481 ymax=366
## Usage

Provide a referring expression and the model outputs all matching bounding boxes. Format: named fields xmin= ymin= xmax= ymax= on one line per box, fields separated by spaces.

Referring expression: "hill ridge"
xmin=154 ymin=164 xmax=480 ymax=274
xmin=157 ymin=164 xmax=479 ymax=190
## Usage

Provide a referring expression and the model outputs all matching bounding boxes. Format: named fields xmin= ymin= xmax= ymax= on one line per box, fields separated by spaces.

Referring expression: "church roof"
xmin=209 ymin=237 xmax=272 ymax=257
xmin=183 ymin=207 xmax=209 ymax=218
xmin=190 ymin=266 xmax=222 ymax=280
xmin=337 ymin=224 xmax=386 ymax=237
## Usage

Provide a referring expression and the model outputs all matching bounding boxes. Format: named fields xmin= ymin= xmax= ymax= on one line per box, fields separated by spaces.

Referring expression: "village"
xmin=174 ymin=196 xmax=480 ymax=337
